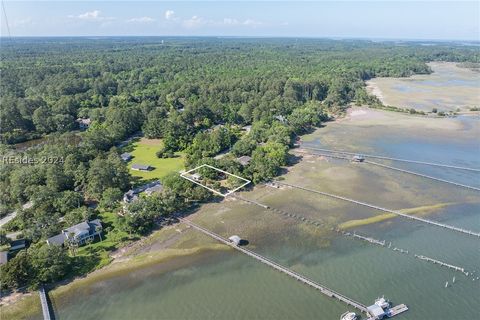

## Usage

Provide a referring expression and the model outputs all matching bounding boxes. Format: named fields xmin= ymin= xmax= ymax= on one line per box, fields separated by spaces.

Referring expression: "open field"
xmin=366 ymin=62 xmax=480 ymax=112
xmin=125 ymin=138 xmax=184 ymax=182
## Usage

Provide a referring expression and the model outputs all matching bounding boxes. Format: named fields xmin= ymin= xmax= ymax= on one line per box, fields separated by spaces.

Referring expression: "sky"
xmin=1 ymin=1 xmax=479 ymax=40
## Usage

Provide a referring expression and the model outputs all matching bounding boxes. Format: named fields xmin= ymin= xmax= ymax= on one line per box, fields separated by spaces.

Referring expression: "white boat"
xmin=340 ymin=311 xmax=357 ymax=320
xmin=375 ymin=296 xmax=391 ymax=309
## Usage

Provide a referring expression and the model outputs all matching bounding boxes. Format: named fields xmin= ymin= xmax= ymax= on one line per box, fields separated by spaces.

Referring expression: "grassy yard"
xmin=125 ymin=138 xmax=185 ymax=183
xmin=72 ymin=211 xmax=136 ymax=275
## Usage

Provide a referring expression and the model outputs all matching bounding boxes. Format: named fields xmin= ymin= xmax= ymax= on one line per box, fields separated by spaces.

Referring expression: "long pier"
xmin=300 ymin=146 xmax=480 ymax=173
xmin=273 ymin=181 xmax=480 ymax=238
xmin=181 ymin=218 xmax=370 ymax=315
xmin=294 ymin=149 xmax=480 ymax=192
xmin=414 ymin=254 xmax=469 ymax=276
xmin=365 ymin=160 xmax=480 ymax=192
xmin=39 ymin=287 xmax=53 ymax=320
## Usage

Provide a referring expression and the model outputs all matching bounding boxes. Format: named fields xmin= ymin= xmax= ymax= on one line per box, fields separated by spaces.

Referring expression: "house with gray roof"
xmin=144 ymin=182 xmax=163 ymax=195
xmin=46 ymin=219 xmax=102 ymax=246
xmin=0 ymin=251 xmax=8 ymax=265
xmin=76 ymin=118 xmax=91 ymax=130
xmin=120 ymin=153 xmax=132 ymax=161
xmin=236 ymin=155 xmax=252 ymax=166
xmin=131 ymin=164 xmax=153 ymax=171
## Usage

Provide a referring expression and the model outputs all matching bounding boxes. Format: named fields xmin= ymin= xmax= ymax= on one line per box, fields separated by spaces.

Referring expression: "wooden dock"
xmin=299 ymin=146 xmax=480 ymax=173
xmin=293 ymin=149 xmax=480 ymax=192
xmin=274 ymin=181 xmax=480 ymax=238
xmin=414 ymin=254 xmax=468 ymax=275
xmin=181 ymin=218 xmax=371 ymax=315
xmin=387 ymin=304 xmax=409 ymax=317
xmin=39 ymin=287 xmax=53 ymax=320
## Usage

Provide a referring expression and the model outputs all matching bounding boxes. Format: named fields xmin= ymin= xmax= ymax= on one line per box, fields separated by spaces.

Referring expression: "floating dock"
xmin=387 ymin=304 xmax=409 ymax=317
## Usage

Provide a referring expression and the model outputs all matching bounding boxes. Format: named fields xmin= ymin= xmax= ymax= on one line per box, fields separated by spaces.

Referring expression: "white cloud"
xmin=127 ymin=16 xmax=155 ymax=23
xmin=242 ymin=19 xmax=262 ymax=27
xmin=68 ymin=10 xmax=114 ymax=22
xmin=165 ymin=10 xmax=175 ymax=20
xmin=162 ymin=10 xmax=265 ymax=30
xmin=183 ymin=15 xmax=206 ymax=29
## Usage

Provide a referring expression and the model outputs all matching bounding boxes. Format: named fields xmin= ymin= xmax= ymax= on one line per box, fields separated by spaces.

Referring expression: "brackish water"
xmin=45 ymin=112 xmax=480 ymax=320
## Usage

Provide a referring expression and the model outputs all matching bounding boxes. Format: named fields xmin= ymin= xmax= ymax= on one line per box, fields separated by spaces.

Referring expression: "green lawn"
xmin=126 ymin=138 xmax=184 ymax=183
xmin=73 ymin=211 xmax=136 ymax=274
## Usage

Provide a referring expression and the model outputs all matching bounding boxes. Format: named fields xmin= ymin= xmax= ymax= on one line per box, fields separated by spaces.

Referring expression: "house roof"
xmin=228 ymin=235 xmax=242 ymax=244
xmin=120 ymin=153 xmax=132 ymax=161
xmin=0 ymin=251 xmax=8 ymax=265
xmin=131 ymin=164 xmax=151 ymax=170
xmin=76 ymin=118 xmax=91 ymax=125
xmin=47 ymin=219 xmax=102 ymax=245
xmin=145 ymin=183 xmax=163 ymax=194
xmin=47 ymin=233 xmax=67 ymax=246
xmin=10 ymin=239 xmax=26 ymax=250
xmin=367 ymin=304 xmax=385 ymax=318
xmin=236 ymin=155 xmax=252 ymax=166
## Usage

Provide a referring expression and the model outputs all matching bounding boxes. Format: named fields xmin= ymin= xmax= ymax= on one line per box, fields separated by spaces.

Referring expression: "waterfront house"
xmin=123 ymin=180 xmax=163 ymax=204
xmin=131 ymin=164 xmax=152 ymax=171
xmin=120 ymin=153 xmax=132 ymax=161
xmin=144 ymin=182 xmax=163 ymax=195
xmin=46 ymin=219 xmax=103 ymax=246
xmin=236 ymin=155 xmax=252 ymax=166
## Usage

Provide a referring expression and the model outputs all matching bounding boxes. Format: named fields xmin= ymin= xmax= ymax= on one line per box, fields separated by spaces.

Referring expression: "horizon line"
xmin=1 ymin=35 xmax=479 ymax=43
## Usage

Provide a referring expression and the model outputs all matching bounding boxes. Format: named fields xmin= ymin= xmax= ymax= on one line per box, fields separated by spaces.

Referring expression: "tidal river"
xmin=44 ymin=106 xmax=480 ymax=320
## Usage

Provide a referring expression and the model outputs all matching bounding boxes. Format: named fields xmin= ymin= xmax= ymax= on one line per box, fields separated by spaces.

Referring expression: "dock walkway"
xmin=181 ymin=218 xmax=370 ymax=315
xmin=293 ymin=149 xmax=480 ymax=192
xmin=274 ymin=181 xmax=480 ymax=238
xmin=300 ymin=146 xmax=480 ymax=173
xmin=39 ymin=287 xmax=53 ymax=320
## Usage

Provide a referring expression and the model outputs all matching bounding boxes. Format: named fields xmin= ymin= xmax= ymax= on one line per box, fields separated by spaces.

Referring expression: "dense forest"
xmin=1 ymin=37 xmax=479 ymax=290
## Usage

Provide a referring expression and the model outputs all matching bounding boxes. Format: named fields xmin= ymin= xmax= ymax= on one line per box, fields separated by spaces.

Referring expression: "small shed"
xmin=120 ymin=153 xmax=132 ymax=161
xmin=228 ymin=235 xmax=242 ymax=246
xmin=131 ymin=164 xmax=152 ymax=171
xmin=352 ymin=155 xmax=365 ymax=162
xmin=367 ymin=304 xmax=386 ymax=319
xmin=191 ymin=173 xmax=202 ymax=181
